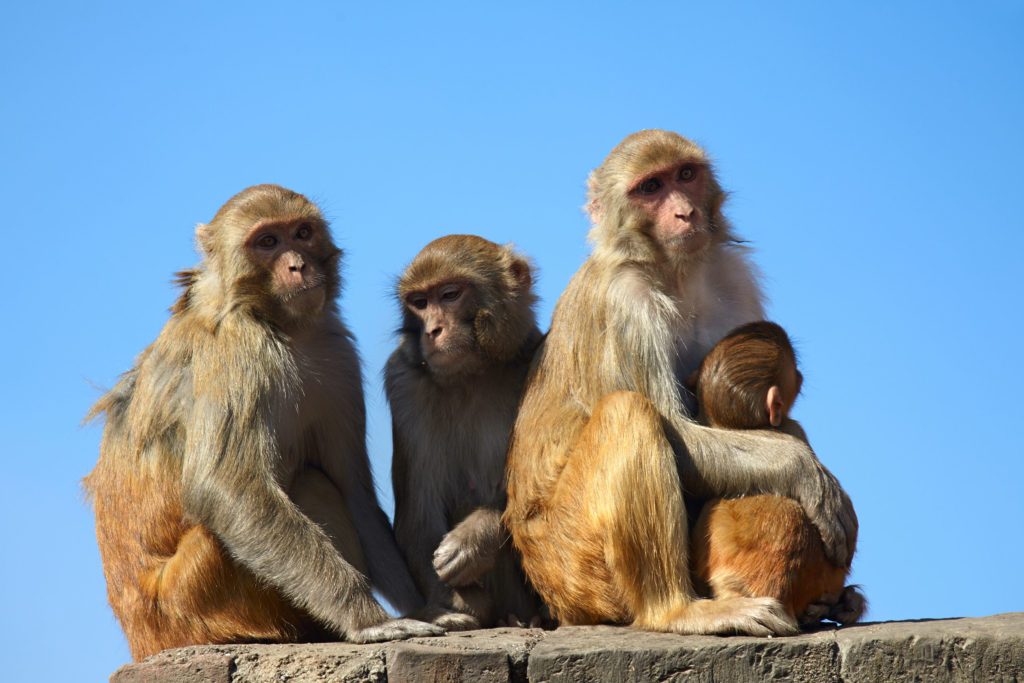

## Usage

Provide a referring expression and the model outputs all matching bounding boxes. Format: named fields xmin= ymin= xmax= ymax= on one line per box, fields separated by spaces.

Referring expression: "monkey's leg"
xmin=116 ymin=523 xmax=315 ymax=659
xmin=541 ymin=391 xmax=797 ymax=636
xmin=92 ymin=468 xmax=311 ymax=660
xmin=692 ymin=495 xmax=856 ymax=626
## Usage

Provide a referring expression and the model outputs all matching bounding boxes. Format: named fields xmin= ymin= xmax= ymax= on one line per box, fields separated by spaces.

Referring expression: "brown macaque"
xmin=83 ymin=184 xmax=441 ymax=661
xmin=688 ymin=321 xmax=866 ymax=625
xmin=504 ymin=130 xmax=857 ymax=637
xmin=690 ymin=321 xmax=804 ymax=433
xmin=386 ymin=235 xmax=544 ymax=629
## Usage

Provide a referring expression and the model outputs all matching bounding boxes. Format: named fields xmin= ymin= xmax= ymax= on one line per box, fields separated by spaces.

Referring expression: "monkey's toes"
xmin=349 ymin=618 xmax=444 ymax=643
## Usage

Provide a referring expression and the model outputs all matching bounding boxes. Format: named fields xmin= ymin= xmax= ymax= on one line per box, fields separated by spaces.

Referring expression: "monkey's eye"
xmin=408 ymin=296 xmax=428 ymax=310
xmin=296 ymin=224 xmax=313 ymax=240
xmin=678 ymin=165 xmax=697 ymax=182
xmin=637 ymin=177 xmax=662 ymax=194
xmin=255 ymin=234 xmax=278 ymax=249
xmin=440 ymin=287 xmax=462 ymax=302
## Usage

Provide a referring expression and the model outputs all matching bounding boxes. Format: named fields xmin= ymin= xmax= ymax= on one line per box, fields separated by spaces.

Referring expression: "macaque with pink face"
xmin=505 ymin=130 xmax=857 ymax=637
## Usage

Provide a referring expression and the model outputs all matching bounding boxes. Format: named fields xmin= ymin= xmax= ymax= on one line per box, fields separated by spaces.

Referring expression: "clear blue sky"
xmin=3 ymin=2 xmax=1022 ymax=680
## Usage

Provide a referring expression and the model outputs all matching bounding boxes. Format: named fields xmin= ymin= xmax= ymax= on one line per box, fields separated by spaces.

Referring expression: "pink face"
xmin=628 ymin=162 xmax=709 ymax=253
xmin=245 ymin=218 xmax=328 ymax=315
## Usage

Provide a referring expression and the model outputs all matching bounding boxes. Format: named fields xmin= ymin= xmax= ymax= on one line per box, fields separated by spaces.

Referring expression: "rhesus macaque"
xmin=386 ymin=235 xmax=544 ymax=629
xmin=688 ymin=321 xmax=865 ymax=625
xmin=84 ymin=184 xmax=441 ymax=661
xmin=504 ymin=130 xmax=857 ymax=637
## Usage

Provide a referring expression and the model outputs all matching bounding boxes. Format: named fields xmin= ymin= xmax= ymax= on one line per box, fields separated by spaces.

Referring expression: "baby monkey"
xmin=688 ymin=321 xmax=865 ymax=626
xmin=691 ymin=320 xmax=804 ymax=434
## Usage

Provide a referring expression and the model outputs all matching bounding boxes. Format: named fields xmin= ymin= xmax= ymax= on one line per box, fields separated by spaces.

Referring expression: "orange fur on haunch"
xmin=84 ymin=185 xmax=439 ymax=660
xmin=86 ymin=440 xmax=315 ymax=658
xmin=688 ymin=322 xmax=865 ymax=625
xmin=504 ymin=131 xmax=857 ymax=638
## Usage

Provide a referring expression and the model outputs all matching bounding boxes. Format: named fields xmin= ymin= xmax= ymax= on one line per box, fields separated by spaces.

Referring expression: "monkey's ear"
xmin=766 ymin=385 xmax=785 ymax=427
xmin=585 ymin=174 xmax=604 ymax=223
xmin=510 ymin=258 xmax=532 ymax=292
xmin=195 ymin=223 xmax=214 ymax=256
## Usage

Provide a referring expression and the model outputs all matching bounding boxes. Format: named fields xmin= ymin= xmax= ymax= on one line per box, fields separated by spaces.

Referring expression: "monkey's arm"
xmin=778 ymin=417 xmax=810 ymax=442
xmin=606 ymin=275 xmax=856 ymax=567
xmin=183 ymin=359 xmax=439 ymax=642
xmin=673 ymin=421 xmax=856 ymax=566
xmin=390 ymin=426 xmax=455 ymax=604
xmin=341 ymin=470 xmax=427 ymax=616
xmin=315 ymin=335 xmax=426 ymax=616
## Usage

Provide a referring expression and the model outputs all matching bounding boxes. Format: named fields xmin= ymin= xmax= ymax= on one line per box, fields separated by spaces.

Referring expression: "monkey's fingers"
xmin=432 ymin=610 xmax=481 ymax=631
xmin=433 ymin=538 xmax=494 ymax=586
xmin=348 ymin=618 xmax=444 ymax=643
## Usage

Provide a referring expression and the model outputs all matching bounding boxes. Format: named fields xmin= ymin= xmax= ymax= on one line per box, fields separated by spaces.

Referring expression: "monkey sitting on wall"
xmin=84 ymin=184 xmax=441 ymax=661
xmin=386 ymin=235 xmax=544 ymax=629
xmin=688 ymin=321 xmax=866 ymax=625
xmin=504 ymin=130 xmax=857 ymax=637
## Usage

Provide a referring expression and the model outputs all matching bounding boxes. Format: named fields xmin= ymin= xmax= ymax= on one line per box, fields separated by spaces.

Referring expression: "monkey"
xmin=687 ymin=321 xmax=866 ymax=625
xmin=689 ymin=320 xmax=805 ymax=434
xmin=83 ymin=184 xmax=442 ymax=661
xmin=386 ymin=235 xmax=544 ymax=629
xmin=503 ymin=130 xmax=857 ymax=637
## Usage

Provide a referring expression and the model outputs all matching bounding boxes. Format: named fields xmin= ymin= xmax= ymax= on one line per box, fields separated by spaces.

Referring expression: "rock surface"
xmin=111 ymin=612 xmax=1024 ymax=682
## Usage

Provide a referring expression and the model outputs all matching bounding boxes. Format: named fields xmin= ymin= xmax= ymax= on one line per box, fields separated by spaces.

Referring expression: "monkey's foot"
xmin=348 ymin=618 xmax=444 ymax=643
xmin=828 ymin=585 xmax=867 ymax=625
xmin=642 ymin=597 xmax=799 ymax=637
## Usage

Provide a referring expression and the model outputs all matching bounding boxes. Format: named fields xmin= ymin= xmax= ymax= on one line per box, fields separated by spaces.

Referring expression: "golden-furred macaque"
xmin=504 ymin=130 xmax=857 ymax=637
xmin=386 ymin=235 xmax=543 ymax=629
xmin=689 ymin=321 xmax=865 ymax=625
xmin=83 ymin=184 xmax=441 ymax=661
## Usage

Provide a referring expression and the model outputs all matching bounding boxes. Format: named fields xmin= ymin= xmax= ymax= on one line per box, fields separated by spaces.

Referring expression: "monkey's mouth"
xmin=662 ymin=231 xmax=709 ymax=255
xmin=284 ymin=281 xmax=326 ymax=300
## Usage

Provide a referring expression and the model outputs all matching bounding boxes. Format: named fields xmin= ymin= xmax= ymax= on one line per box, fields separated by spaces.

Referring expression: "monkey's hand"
xmin=433 ymin=507 xmax=502 ymax=586
xmin=794 ymin=454 xmax=858 ymax=568
xmin=348 ymin=618 xmax=444 ymax=643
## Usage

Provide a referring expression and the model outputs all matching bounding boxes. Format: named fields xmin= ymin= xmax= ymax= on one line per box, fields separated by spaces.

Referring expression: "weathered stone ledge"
xmin=112 ymin=612 xmax=1024 ymax=682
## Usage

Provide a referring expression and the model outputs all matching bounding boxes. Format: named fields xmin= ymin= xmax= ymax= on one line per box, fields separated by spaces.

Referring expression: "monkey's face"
xmin=627 ymin=161 xmax=711 ymax=255
xmin=244 ymin=218 xmax=332 ymax=319
xmin=405 ymin=281 xmax=485 ymax=377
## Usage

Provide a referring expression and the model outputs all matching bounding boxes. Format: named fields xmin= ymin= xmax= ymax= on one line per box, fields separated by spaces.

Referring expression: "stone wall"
xmin=112 ymin=612 xmax=1024 ymax=682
